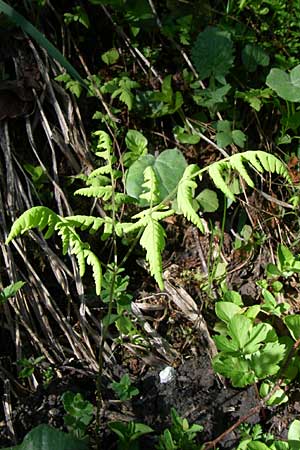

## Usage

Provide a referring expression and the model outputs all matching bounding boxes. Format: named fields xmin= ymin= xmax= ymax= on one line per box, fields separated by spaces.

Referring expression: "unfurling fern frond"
xmin=177 ymin=165 xmax=205 ymax=233
xmin=139 ymin=166 xmax=159 ymax=205
xmin=94 ymin=130 xmax=112 ymax=154
xmin=140 ymin=217 xmax=165 ymax=290
xmin=84 ymin=250 xmax=102 ymax=295
xmin=6 ymin=206 xmax=61 ymax=243
xmin=208 ymin=151 xmax=291 ymax=201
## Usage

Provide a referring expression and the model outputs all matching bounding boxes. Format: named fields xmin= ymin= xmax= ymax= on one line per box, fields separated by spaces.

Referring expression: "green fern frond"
xmin=120 ymin=218 xmax=146 ymax=235
xmin=208 ymin=161 xmax=235 ymax=201
xmin=139 ymin=166 xmax=159 ymax=205
xmin=63 ymin=215 xmax=105 ymax=234
xmin=84 ymin=249 xmax=102 ymax=295
xmin=56 ymin=224 xmax=89 ymax=276
xmin=74 ymin=185 xmax=112 ymax=200
xmin=177 ymin=165 xmax=205 ymax=232
xmin=140 ymin=217 xmax=165 ymax=290
xmin=207 ymin=151 xmax=291 ymax=201
xmin=229 ymin=154 xmax=254 ymax=187
xmin=89 ymin=166 xmax=111 ymax=178
xmin=94 ymin=130 xmax=112 ymax=153
xmin=6 ymin=206 xmax=61 ymax=243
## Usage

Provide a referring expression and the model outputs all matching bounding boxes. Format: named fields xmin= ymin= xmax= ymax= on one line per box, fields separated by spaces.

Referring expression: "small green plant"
xmin=0 ymin=280 xmax=25 ymax=305
xmin=212 ymin=300 xmax=286 ymax=387
xmin=156 ymin=408 xmax=203 ymax=450
xmin=64 ymin=5 xmax=90 ymax=29
xmin=110 ymin=374 xmax=139 ymax=401
xmin=236 ymin=419 xmax=300 ymax=450
xmin=61 ymin=391 xmax=94 ymax=440
xmin=109 ymin=421 xmax=153 ymax=450
xmin=18 ymin=356 xmax=45 ymax=379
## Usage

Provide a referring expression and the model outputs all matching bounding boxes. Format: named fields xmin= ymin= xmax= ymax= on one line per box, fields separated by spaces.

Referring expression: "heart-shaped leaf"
xmin=266 ymin=65 xmax=300 ymax=102
xmin=125 ymin=149 xmax=187 ymax=205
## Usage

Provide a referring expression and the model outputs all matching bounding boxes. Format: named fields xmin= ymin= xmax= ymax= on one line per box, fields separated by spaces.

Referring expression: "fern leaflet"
xmin=84 ymin=250 xmax=102 ymax=295
xmin=140 ymin=217 xmax=165 ymax=290
xmin=75 ymin=185 xmax=112 ymax=200
xmin=139 ymin=166 xmax=160 ymax=205
xmin=207 ymin=151 xmax=291 ymax=201
xmin=177 ymin=165 xmax=205 ymax=232
xmin=63 ymin=215 xmax=105 ymax=234
xmin=6 ymin=206 xmax=61 ymax=243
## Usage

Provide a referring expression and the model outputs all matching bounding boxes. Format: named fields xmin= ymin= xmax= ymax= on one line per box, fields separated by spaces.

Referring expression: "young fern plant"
xmin=6 ymin=135 xmax=291 ymax=293
xmin=5 ymin=131 xmax=125 ymax=295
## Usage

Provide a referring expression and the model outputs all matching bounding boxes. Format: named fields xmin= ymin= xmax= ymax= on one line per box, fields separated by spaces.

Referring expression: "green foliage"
xmin=236 ymin=420 xmax=300 ymax=450
xmin=109 ymin=421 xmax=153 ymax=450
xmin=6 ymin=206 xmax=102 ymax=295
xmin=135 ymin=75 xmax=183 ymax=118
xmin=111 ymin=374 xmax=139 ymax=401
xmin=266 ymin=65 xmax=300 ymax=102
xmin=2 ymin=424 xmax=88 ymax=450
xmin=123 ymin=129 xmax=148 ymax=167
xmin=125 ymin=148 xmax=187 ymax=205
xmin=242 ymin=44 xmax=269 ymax=72
xmin=55 ymin=73 xmax=83 ymax=98
xmin=191 ymin=26 xmax=234 ymax=82
xmin=215 ymin=120 xmax=247 ymax=148
xmin=156 ymin=408 xmax=203 ymax=450
xmin=101 ymin=48 xmax=120 ymax=65
xmin=64 ymin=6 xmax=90 ymax=29
xmin=18 ymin=356 xmax=45 ymax=379
xmin=0 ymin=280 xmax=25 ymax=305
xmin=101 ymin=75 xmax=140 ymax=110
xmin=62 ymin=391 xmax=94 ymax=440
xmin=213 ymin=305 xmax=286 ymax=387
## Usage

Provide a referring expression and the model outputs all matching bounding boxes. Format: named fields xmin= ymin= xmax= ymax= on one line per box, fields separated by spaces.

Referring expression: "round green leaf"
xmin=266 ymin=66 xmax=300 ymax=102
xmin=125 ymin=149 xmax=187 ymax=205
xmin=191 ymin=26 xmax=234 ymax=80
xmin=196 ymin=189 xmax=219 ymax=212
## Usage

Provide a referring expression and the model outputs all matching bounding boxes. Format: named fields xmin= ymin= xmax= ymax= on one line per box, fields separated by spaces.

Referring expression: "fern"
xmin=75 ymin=185 xmax=113 ymax=200
xmin=177 ymin=165 xmax=205 ymax=232
xmin=139 ymin=166 xmax=159 ymax=205
xmin=84 ymin=250 xmax=102 ymax=295
xmin=6 ymin=207 xmax=102 ymax=295
xmin=207 ymin=151 xmax=291 ymax=201
xmin=6 ymin=206 xmax=61 ymax=242
xmin=63 ymin=215 xmax=105 ymax=234
xmin=140 ymin=217 xmax=165 ymax=290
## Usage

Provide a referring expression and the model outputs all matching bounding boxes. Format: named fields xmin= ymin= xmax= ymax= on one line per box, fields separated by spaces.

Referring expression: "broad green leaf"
xmin=191 ymin=26 xmax=234 ymax=80
xmin=243 ymin=323 xmax=272 ymax=354
xmin=232 ymin=130 xmax=247 ymax=148
xmin=125 ymin=149 xmax=187 ymax=205
xmin=278 ymin=244 xmax=295 ymax=269
xmin=248 ymin=442 xmax=271 ymax=450
xmin=285 ymin=315 xmax=300 ymax=340
xmin=196 ymin=189 xmax=219 ymax=212
xmin=101 ymin=48 xmax=119 ymax=65
xmin=2 ymin=424 xmax=88 ymax=450
xmin=214 ymin=335 xmax=239 ymax=352
xmin=228 ymin=314 xmax=252 ymax=349
xmin=125 ymin=130 xmax=148 ymax=154
xmin=212 ymin=354 xmax=255 ymax=387
xmin=223 ymin=290 xmax=243 ymax=306
xmin=251 ymin=342 xmax=285 ymax=378
xmin=242 ymin=44 xmax=270 ymax=72
xmin=266 ymin=66 xmax=300 ymax=102
xmin=0 ymin=281 xmax=26 ymax=304
xmin=215 ymin=302 xmax=241 ymax=323
xmin=288 ymin=420 xmax=300 ymax=441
